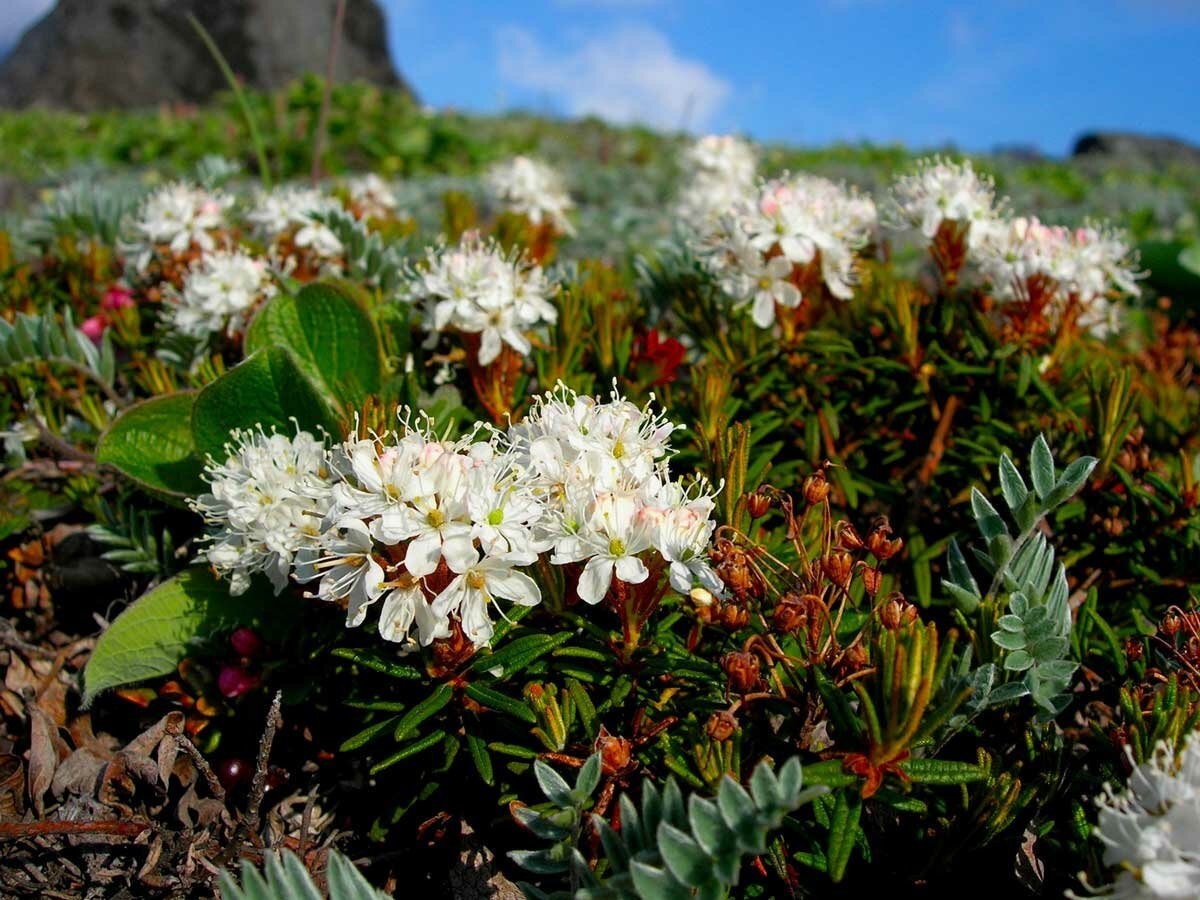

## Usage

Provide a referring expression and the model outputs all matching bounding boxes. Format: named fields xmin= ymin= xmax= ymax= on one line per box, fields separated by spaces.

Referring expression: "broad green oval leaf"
xmin=191 ymin=346 xmax=341 ymax=460
xmin=96 ymin=392 xmax=205 ymax=497
xmin=83 ymin=568 xmax=292 ymax=705
xmin=244 ymin=281 xmax=384 ymax=411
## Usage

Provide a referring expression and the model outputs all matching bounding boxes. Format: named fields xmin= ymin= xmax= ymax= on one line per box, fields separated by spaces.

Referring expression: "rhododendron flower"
xmin=486 ymin=156 xmax=574 ymax=234
xmin=694 ymin=173 xmax=876 ymax=327
xmin=676 ymin=135 xmax=758 ymax=227
xmin=164 ymin=247 xmax=276 ymax=339
xmin=1076 ymin=734 xmax=1200 ymax=899
xmin=885 ymin=156 xmax=1004 ymax=247
xmin=124 ymin=180 xmax=231 ymax=272
xmin=194 ymin=384 xmax=722 ymax=651
xmin=190 ymin=428 xmax=333 ymax=596
xmin=402 ymin=235 xmax=558 ymax=365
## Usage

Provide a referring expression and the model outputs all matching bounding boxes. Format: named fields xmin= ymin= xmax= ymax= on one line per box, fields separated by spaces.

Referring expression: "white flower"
xmin=1079 ymin=735 xmax=1200 ymax=899
xmin=431 ymin=553 xmax=542 ymax=645
xmin=125 ymin=181 xmax=231 ymax=272
xmin=694 ymin=173 xmax=876 ymax=326
xmin=247 ymin=186 xmax=345 ymax=268
xmin=486 ymin=156 xmax=574 ymax=234
xmin=402 ymin=235 xmax=558 ymax=365
xmin=971 ymin=216 xmax=1141 ymax=337
xmin=553 ymin=492 xmax=653 ymax=604
xmin=191 ymin=428 xmax=332 ymax=595
xmin=295 ymin=518 xmax=385 ymax=627
xmin=346 ymin=173 xmax=397 ymax=220
xmin=377 ymin=578 xmax=451 ymax=648
xmin=886 ymin=156 xmax=1003 ymax=247
xmin=675 ymin=135 xmax=757 ymax=227
xmin=164 ymin=247 xmax=275 ymax=339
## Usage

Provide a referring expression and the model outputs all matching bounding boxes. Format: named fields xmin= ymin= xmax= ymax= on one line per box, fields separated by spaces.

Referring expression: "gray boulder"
xmin=1072 ymin=132 xmax=1200 ymax=168
xmin=0 ymin=0 xmax=412 ymax=111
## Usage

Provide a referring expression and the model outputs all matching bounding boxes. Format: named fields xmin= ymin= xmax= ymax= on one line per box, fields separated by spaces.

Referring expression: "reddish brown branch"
xmin=0 ymin=820 xmax=148 ymax=839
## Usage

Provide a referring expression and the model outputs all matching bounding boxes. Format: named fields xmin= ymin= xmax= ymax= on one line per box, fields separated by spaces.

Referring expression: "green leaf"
xmin=1030 ymin=435 xmax=1055 ymax=500
xmin=244 ymin=282 xmax=384 ymax=411
xmin=96 ymin=393 xmax=206 ymax=496
xmin=464 ymin=682 xmax=537 ymax=723
xmin=998 ymin=453 xmax=1029 ymax=514
xmin=1003 ymin=649 xmax=1034 ymax=672
xmin=393 ymin=682 xmax=455 ymax=740
xmin=330 ymin=647 xmax=424 ymax=680
xmin=466 ymin=732 xmax=495 ymax=786
xmin=339 ymin=715 xmax=401 ymax=752
xmin=629 ymin=862 xmax=692 ymax=900
xmin=970 ymin=488 xmax=1007 ymax=541
xmin=83 ymin=568 xmax=291 ymax=704
xmin=191 ymin=346 xmax=341 ymax=460
xmin=535 ymin=759 xmax=574 ymax=807
xmin=826 ymin=790 xmax=862 ymax=883
xmin=469 ymin=631 xmax=574 ymax=680
xmin=657 ymin=823 xmax=712 ymax=887
xmin=899 ymin=758 xmax=987 ymax=785
xmin=370 ymin=729 xmax=448 ymax=773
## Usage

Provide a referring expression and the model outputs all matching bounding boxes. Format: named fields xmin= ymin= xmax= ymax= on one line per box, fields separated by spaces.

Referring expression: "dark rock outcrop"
xmin=1073 ymin=132 xmax=1200 ymax=168
xmin=0 ymin=0 xmax=412 ymax=111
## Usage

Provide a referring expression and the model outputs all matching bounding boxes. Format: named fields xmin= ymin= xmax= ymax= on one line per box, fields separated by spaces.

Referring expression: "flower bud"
xmin=594 ymin=727 xmax=633 ymax=775
xmin=803 ymin=471 xmax=830 ymax=506
xmin=721 ymin=651 xmax=761 ymax=694
xmin=880 ymin=597 xmax=918 ymax=631
xmin=836 ymin=521 xmax=864 ymax=551
xmin=866 ymin=518 xmax=903 ymax=561
xmin=771 ymin=592 xmax=810 ymax=634
xmin=706 ymin=711 xmax=738 ymax=742
xmin=859 ymin=564 xmax=882 ymax=598
xmin=1162 ymin=610 xmax=1182 ymax=637
xmin=747 ymin=491 xmax=772 ymax=519
xmin=823 ymin=551 xmax=853 ymax=588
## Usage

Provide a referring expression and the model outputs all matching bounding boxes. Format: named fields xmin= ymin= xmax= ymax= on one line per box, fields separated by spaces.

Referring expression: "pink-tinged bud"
xmin=80 ymin=315 xmax=107 ymax=344
xmin=217 ymin=665 xmax=259 ymax=699
xmin=102 ymin=286 xmax=135 ymax=310
xmin=230 ymin=627 xmax=263 ymax=658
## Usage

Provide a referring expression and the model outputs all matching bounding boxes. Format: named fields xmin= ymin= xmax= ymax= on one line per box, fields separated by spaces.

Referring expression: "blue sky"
xmin=4 ymin=0 xmax=1199 ymax=154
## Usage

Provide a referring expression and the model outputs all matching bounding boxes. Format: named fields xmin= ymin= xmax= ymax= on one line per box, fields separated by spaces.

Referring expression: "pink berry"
xmin=217 ymin=665 xmax=259 ymax=699
xmin=230 ymin=627 xmax=263 ymax=658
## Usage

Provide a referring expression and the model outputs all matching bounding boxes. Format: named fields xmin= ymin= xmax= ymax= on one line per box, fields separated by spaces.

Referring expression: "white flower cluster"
xmin=247 ymin=186 xmax=345 ymax=264
xmin=885 ymin=157 xmax=1002 ymax=249
xmin=125 ymin=181 xmax=231 ymax=272
xmin=1083 ymin=735 xmax=1200 ymax=899
xmin=883 ymin=156 xmax=1140 ymax=334
xmin=346 ymin=174 xmax=398 ymax=221
xmin=402 ymin=235 xmax=558 ymax=365
xmin=191 ymin=428 xmax=333 ymax=597
xmin=695 ymin=173 xmax=877 ymax=327
xmin=675 ymin=134 xmax=758 ymax=227
xmin=972 ymin=217 xmax=1141 ymax=336
xmin=164 ymin=248 xmax=276 ymax=339
xmin=193 ymin=386 xmax=722 ymax=652
xmin=486 ymin=156 xmax=574 ymax=235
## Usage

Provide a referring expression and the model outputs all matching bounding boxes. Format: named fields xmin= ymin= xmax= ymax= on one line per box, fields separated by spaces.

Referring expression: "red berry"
xmin=215 ymin=757 xmax=251 ymax=793
xmin=218 ymin=665 xmax=260 ymax=699
xmin=230 ymin=627 xmax=263 ymax=658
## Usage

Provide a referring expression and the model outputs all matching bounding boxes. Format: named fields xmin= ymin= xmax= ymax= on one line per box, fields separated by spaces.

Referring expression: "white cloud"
xmin=0 ymin=0 xmax=52 ymax=49
xmin=495 ymin=23 xmax=730 ymax=131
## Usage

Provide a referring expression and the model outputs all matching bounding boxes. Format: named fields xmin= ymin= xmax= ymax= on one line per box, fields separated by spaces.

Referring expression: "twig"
xmin=310 ymin=0 xmax=348 ymax=184
xmin=0 ymin=820 xmax=148 ymax=839
xmin=243 ymin=691 xmax=284 ymax=842
xmin=164 ymin=716 xmax=227 ymax=802
xmin=917 ymin=395 xmax=960 ymax=486
xmin=29 ymin=415 xmax=94 ymax=464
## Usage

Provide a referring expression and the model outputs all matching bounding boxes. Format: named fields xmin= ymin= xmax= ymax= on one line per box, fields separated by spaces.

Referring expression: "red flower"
xmin=632 ymin=328 xmax=685 ymax=386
